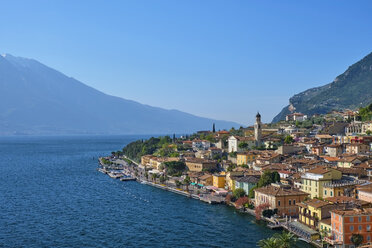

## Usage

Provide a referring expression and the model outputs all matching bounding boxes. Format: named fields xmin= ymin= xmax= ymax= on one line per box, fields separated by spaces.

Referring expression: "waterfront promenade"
xmin=99 ymin=156 xmax=320 ymax=247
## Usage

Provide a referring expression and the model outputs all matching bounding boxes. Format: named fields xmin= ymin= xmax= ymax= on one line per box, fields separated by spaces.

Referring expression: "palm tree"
xmin=273 ymin=231 xmax=297 ymax=248
xmin=258 ymin=237 xmax=280 ymax=248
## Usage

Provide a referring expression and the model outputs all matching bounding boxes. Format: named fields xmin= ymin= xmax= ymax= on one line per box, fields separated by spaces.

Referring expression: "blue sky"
xmin=1 ymin=0 xmax=371 ymax=125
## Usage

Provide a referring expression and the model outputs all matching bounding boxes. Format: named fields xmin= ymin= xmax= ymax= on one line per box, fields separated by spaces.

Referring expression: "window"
xmin=359 ymin=217 xmax=362 ymax=222
xmin=368 ymin=236 xmax=371 ymax=241
xmin=289 ymin=200 xmax=292 ymax=205
xmin=350 ymin=217 xmax=354 ymax=222
xmin=367 ymin=216 xmax=370 ymax=222
xmin=278 ymin=200 xmax=281 ymax=206
xmin=367 ymin=225 xmax=371 ymax=231
xmin=331 ymin=191 xmax=333 ymax=196
xmin=350 ymin=225 xmax=354 ymax=231
xmin=293 ymin=200 xmax=296 ymax=205
xmin=325 ymin=190 xmax=327 ymax=196
xmin=359 ymin=225 xmax=362 ymax=231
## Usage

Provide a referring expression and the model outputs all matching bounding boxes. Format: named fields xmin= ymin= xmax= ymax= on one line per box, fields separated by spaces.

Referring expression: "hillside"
xmin=272 ymin=52 xmax=372 ymax=122
xmin=0 ymin=54 xmax=239 ymax=135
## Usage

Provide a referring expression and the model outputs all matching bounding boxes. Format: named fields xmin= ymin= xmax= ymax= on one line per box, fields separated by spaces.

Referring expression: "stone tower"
xmin=254 ymin=112 xmax=262 ymax=145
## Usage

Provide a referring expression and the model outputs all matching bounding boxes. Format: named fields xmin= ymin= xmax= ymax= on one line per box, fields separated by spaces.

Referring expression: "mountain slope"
xmin=272 ymin=52 xmax=372 ymax=122
xmin=0 ymin=54 xmax=239 ymax=135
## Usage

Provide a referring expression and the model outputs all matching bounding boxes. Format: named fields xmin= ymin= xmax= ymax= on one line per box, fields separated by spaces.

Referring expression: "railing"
xmin=323 ymin=180 xmax=367 ymax=188
xmin=323 ymin=236 xmax=343 ymax=245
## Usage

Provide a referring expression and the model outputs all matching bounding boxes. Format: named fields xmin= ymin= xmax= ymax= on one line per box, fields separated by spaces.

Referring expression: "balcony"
xmin=323 ymin=236 xmax=343 ymax=245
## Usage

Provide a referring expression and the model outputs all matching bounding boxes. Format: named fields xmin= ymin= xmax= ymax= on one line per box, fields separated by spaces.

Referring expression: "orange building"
xmin=254 ymin=183 xmax=308 ymax=217
xmin=326 ymin=208 xmax=372 ymax=247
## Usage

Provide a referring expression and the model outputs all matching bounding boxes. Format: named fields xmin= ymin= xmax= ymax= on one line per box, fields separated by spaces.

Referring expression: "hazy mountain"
xmin=272 ymin=52 xmax=372 ymax=122
xmin=0 ymin=54 xmax=239 ymax=135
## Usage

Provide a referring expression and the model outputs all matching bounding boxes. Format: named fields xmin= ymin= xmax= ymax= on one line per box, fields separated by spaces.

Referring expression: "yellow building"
xmin=319 ymin=218 xmax=332 ymax=237
xmin=236 ymin=152 xmax=258 ymax=166
xmin=225 ymin=171 xmax=244 ymax=190
xmin=297 ymin=199 xmax=332 ymax=229
xmin=322 ymin=180 xmax=358 ymax=198
xmin=213 ymin=173 xmax=226 ymax=188
xmin=301 ymin=167 xmax=342 ymax=198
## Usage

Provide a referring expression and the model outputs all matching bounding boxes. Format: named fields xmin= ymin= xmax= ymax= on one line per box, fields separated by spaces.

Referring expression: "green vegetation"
xmin=262 ymin=209 xmax=277 ymax=218
xmin=258 ymin=231 xmax=297 ymax=248
xmin=359 ymin=102 xmax=372 ymax=121
xmin=238 ymin=142 xmax=249 ymax=150
xmin=284 ymin=135 xmax=294 ymax=144
xmin=351 ymin=233 xmax=363 ymax=247
xmin=101 ymin=158 xmax=113 ymax=165
xmin=122 ymin=136 xmax=172 ymax=162
xmin=257 ymin=170 xmax=280 ymax=188
xmin=233 ymin=188 xmax=246 ymax=199
xmin=164 ymin=161 xmax=187 ymax=176
xmin=273 ymin=52 xmax=372 ymax=122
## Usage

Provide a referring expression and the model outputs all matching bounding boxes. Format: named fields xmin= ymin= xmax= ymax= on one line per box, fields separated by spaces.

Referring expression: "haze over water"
xmin=0 ymin=136 xmax=311 ymax=247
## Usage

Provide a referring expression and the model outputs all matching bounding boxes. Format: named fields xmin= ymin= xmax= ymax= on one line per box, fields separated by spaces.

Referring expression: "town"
xmin=100 ymin=103 xmax=372 ymax=248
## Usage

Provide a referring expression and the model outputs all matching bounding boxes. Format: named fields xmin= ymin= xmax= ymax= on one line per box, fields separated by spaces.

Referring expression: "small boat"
xmin=120 ymin=177 xmax=136 ymax=181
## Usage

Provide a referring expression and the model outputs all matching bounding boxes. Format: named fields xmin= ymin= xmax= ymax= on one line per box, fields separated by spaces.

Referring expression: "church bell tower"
xmin=254 ymin=112 xmax=262 ymax=145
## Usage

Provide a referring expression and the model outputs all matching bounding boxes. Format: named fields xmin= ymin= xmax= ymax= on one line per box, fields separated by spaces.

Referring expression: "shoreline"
xmin=98 ymin=156 xmax=320 ymax=247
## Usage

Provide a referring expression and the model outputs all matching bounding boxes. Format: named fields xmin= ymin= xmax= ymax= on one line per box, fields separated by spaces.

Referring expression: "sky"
xmin=0 ymin=0 xmax=372 ymax=125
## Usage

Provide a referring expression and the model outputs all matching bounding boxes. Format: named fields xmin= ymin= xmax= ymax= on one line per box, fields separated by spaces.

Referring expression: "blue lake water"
xmin=0 ymin=135 xmax=311 ymax=247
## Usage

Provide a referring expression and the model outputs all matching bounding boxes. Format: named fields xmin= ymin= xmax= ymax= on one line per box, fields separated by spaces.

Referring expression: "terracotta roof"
xmin=320 ymin=218 xmax=331 ymax=225
xmin=331 ymin=208 xmax=372 ymax=216
xmin=325 ymin=196 xmax=370 ymax=206
xmin=235 ymin=176 xmax=260 ymax=184
xmin=306 ymin=166 xmax=332 ymax=175
xmin=301 ymin=199 xmax=330 ymax=208
xmin=254 ymin=185 xmax=308 ymax=197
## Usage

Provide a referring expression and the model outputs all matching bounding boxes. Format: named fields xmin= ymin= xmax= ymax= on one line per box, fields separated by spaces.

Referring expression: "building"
xmin=323 ymin=179 xmax=365 ymax=198
xmin=345 ymin=143 xmax=370 ymax=154
xmin=357 ymin=184 xmax=372 ymax=203
xmin=254 ymin=183 xmax=308 ymax=217
xmin=213 ymin=174 xmax=226 ymax=188
xmin=346 ymin=121 xmax=363 ymax=135
xmin=234 ymin=176 xmax=259 ymax=195
xmin=337 ymin=156 xmax=363 ymax=168
xmin=227 ymin=136 xmax=256 ymax=153
xmin=301 ymin=167 xmax=342 ymax=198
xmin=326 ymin=144 xmax=343 ymax=157
xmin=326 ymin=208 xmax=372 ymax=247
xmin=184 ymin=158 xmax=217 ymax=172
xmin=236 ymin=151 xmax=258 ymax=166
xmin=286 ymin=113 xmax=308 ymax=122
xmin=254 ymin=112 xmax=262 ymax=145
xmin=297 ymin=199 xmax=345 ymax=230
xmin=192 ymin=140 xmax=211 ymax=151
xmin=199 ymin=174 xmax=213 ymax=186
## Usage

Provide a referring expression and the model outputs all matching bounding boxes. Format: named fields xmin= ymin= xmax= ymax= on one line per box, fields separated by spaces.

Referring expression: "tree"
xmin=238 ymin=142 xmax=249 ymax=150
xmin=262 ymin=209 xmax=274 ymax=218
xmin=183 ymin=176 xmax=191 ymax=192
xmin=164 ymin=161 xmax=186 ymax=176
xmin=273 ymin=231 xmax=297 ymax=248
xmin=271 ymin=171 xmax=280 ymax=183
xmin=258 ymin=170 xmax=280 ymax=188
xmin=212 ymin=123 xmax=216 ymax=133
xmin=248 ymin=185 xmax=257 ymax=198
xmin=284 ymin=135 xmax=294 ymax=144
xmin=351 ymin=233 xmax=363 ymax=247
xmin=233 ymin=188 xmax=246 ymax=199
xmin=366 ymin=130 xmax=372 ymax=136
xmin=258 ymin=237 xmax=280 ymax=248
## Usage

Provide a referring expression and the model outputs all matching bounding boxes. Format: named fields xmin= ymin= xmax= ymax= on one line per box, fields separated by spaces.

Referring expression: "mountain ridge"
xmin=272 ymin=52 xmax=372 ymax=122
xmin=0 ymin=54 xmax=240 ymax=135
